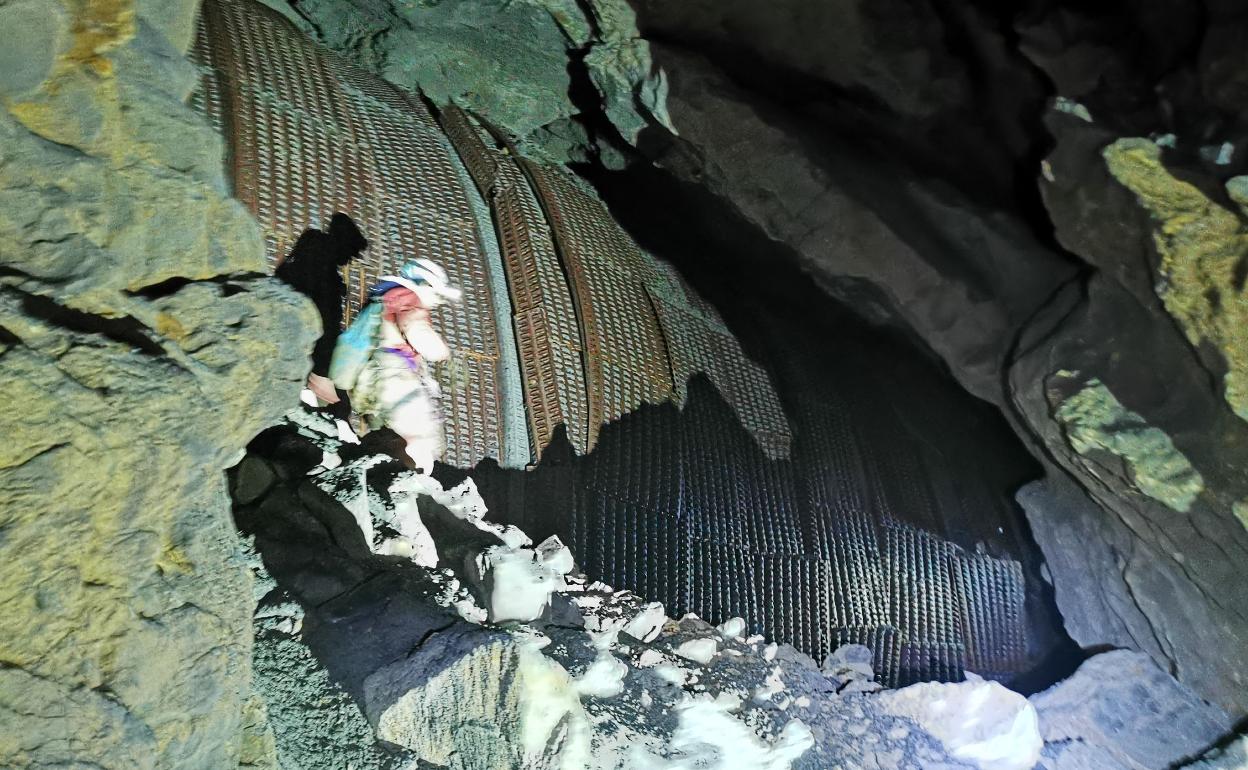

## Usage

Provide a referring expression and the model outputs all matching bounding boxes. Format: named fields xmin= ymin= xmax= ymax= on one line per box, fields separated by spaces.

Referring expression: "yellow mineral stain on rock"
xmin=155 ymin=311 xmax=187 ymax=342
xmin=1104 ymin=138 xmax=1248 ymax=424
xmin=157 ymin=544 xmax=195 ymax=575
xmin=65 ymin=0 xmax=136 ymax=68
xmin=1053 ymin=374 xmax=1205 ymax=513
xmin=8 ymin=1 xmax=135 ymax=152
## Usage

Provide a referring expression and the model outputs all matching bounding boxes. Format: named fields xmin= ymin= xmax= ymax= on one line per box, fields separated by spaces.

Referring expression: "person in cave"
xmin=329 ymin=259 xmax=461 ymax=473
xmin=274 ymin=212 xmax=369 ymax=416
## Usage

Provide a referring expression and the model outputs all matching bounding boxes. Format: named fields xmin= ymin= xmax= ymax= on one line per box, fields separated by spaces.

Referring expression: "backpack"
xmin=328 ymin=301 xmax=382 ymax=390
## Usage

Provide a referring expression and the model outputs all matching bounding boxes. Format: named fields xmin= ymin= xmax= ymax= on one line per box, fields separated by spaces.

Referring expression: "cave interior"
xmin=2 ymin=0 xmax=1246 ymax=767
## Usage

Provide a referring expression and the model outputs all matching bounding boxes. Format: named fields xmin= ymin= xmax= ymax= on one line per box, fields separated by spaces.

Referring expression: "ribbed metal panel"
xmin=436 ymin=106 xmax=591 ymax=459
xmin=883 ymin=521 xmax=968 ymax=685
xmin=649 ymin=296 xmax=792 ymax=459
xmin=952 ymin=553 xmax=1027 ymax=677
xmin=188 ymin=12 xmax=226 ymax=136
xmin=437 ymin=105 xmax=499 ymax=197
xmin=521 ymin=162 xmax=665 ymax=451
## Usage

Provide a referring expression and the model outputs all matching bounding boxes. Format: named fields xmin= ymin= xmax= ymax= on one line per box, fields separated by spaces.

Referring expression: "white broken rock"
xmin=717 ymin=617 xmax=746 ymax=639
xmin=621 ymin=602 xmax=667 ymax=643
xmin=363 ymin=628 xmax=590 ymax=770
xmin=674 ymin=638 xmax=718 ymax=665
xmin=376 ymin=494 xmax=439 ymax=568
xmin=471 ymin=546 xmax=559 ymax=624
xmin=653 ymin=693 xmax=814 ymax=770
xmin=390 ymin=474 xmax=530 ymax=549
xmin=535 ymin=535 xmax=575 ymax=575
xmin=573 ymin=591 xmax=667 ymax=648
xmin=874 ymin=679 xmax=1042 ymax=770
xmin=575 ymin=653 xmax=629 ymax=699
xmin=822 ymin=644 xmax=881 ymax=694
xmin=753 ymin=667 xmax=786 ymax=704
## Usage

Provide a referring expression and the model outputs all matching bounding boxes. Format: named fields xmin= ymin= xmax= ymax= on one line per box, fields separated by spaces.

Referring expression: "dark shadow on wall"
xmin=275 ymin=212 xmax=369 ymax=379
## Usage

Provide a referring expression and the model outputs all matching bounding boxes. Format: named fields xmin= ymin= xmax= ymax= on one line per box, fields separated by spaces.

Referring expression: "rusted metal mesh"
xmin=519 ymin=159 xmax=792 ymax=459
xmin=191 ymin=0 xmax=504 ymax=466
xmin=190 ymin=0 xmax=790 ymax=464
xmin=436 ymin=106 xmax=591 ymax=459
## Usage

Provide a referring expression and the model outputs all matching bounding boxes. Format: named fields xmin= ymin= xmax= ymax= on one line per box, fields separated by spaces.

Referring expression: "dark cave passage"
xmin=436 ymin=157 xmax=1081 ymax=688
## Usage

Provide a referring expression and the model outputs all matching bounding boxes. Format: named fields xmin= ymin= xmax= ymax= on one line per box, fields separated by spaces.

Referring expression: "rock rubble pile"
xmin=231 ymin=409 xmax=1062 ymax=769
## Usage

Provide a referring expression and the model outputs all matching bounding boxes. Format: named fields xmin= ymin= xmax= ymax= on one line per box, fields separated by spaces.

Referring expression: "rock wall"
xmin=0 ymin=0 xmax=317 ymax=767
xmin=1005 ymin=5 xmax=1248 ymax=717
xmin=633 ymin=41 xmax=1073 ymax=405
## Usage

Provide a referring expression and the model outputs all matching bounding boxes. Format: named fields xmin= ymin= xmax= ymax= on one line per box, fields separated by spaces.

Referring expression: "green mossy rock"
xmin=1054 ymin=375 xmax=1205 ymax=512
xmin=1104 ymin=138 xmax=1248 ymax=424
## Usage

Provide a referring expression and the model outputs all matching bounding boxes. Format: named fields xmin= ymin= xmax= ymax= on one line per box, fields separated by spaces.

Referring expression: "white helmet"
xmin=379 ymin=259 xmax=462 ymax=305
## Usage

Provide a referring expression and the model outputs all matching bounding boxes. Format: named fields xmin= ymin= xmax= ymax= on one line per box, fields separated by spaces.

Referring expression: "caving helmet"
xmin=375 ymin=259 xmax=462 ymax=306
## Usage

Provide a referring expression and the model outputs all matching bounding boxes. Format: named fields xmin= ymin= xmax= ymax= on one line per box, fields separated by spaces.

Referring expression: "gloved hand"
xmin=307 ymin=373 xmax=340 ymax=404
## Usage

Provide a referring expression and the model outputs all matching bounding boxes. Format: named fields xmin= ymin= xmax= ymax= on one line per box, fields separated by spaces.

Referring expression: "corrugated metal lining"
xmin=191 ymin=0 xmax=1030 ymax=685
xmin=470 ymin=376 xmax=1033 ymax=685
xmin=191 ymin=0 xmax=791 ymax=465
xmin=436 ymin=107 xmax=593 ymax=460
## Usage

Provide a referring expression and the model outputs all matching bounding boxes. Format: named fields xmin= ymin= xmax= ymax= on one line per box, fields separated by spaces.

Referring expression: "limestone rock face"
xmin=1030 ymin=650 xmax=1231 ymax=770
xmin=874 ymin=679 xmax=1041 ymax=770
xmin=0 ymin=2 xmax=318 ymax=767
xmin=363 ymin=625 xmax=590 ymax=770
xmin=250 ymin=582 xmax=419 ymax=770
xmin=1009 ymin=106 xmax=1248 ymax=716
xmin=280 ymin=0 xmax=670 ymax=160
xmin=1181 ymin=737 xmax=1248 ymax=770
